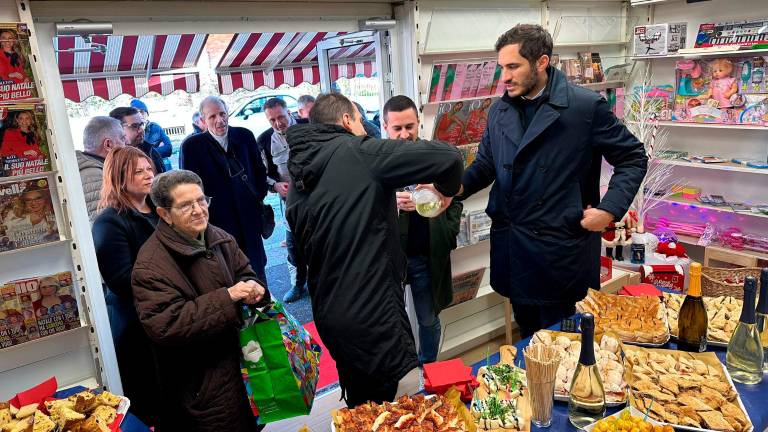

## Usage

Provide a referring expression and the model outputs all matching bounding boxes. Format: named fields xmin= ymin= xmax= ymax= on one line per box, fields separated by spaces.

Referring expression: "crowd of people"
xmin=71 ymin=24 xmax=647 ymax=432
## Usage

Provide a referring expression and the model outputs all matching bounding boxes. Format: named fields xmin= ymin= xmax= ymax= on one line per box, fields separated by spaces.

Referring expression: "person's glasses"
xmin=123 ymin=122 xmax=145 ymax=130
xmin=171 ymin=196 xmax=212 ymax=214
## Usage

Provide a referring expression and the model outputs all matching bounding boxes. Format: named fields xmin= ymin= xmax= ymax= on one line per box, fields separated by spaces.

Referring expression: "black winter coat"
xmin=180 ymin=128 xmax=268 ymax=279
xmin=285 ymin=123 xmax=463 ymax=386
xmin=462 ymin=66 xmax=648 ymax=306
xmin=91 ymin=204 xmax=160 ymax=424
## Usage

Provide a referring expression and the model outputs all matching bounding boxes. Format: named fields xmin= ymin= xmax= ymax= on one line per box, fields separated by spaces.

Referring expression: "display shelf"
xmin=0 ymin=170 xmax=58 ymax=184
xmin=632 ymin=48 xmax=768 ymax=60
xmin=0 ymin=238 xmax=71 ymax=259
xmin=630 ymin=0 xmax=681 ymax=6
xmin=652 ymin=196 xmax=768 ymax=220
xmin=421 ymin=41 xmax=629 ymax=57
xmin=655 ymin=159 xmax=768 ymax=175
xmin=455 ymin=239 xmax=489 ymax=251
xmin=579 ymin=80 xmax=625 ymax=91
xmin=675 ymin=234 xmax=768 ymax=261
xmin=422 ymin=94 xmax=499 ymax=107
xmin=635 ymin=121 xmax=768 ymax=131
xmin=0 ymin=325 xmax=90 ymax=374
xmin=59 ymin=376 xmax=100 ymax=392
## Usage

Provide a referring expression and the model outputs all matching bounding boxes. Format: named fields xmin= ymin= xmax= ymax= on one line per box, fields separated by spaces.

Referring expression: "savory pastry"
xmin=332 ymin=394 xmax=467 ymax=432
xmin=577 ymin=289 xmax=669 ymax=344
xmin=664 ymin=292 xmax=742 ymax=343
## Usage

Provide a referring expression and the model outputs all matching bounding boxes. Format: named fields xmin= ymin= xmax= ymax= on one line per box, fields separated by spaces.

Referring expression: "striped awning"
xmin=217 ymin=32 xmax=376 ymax=94
xmin=55 ymin=34 xmax=208 ymax=102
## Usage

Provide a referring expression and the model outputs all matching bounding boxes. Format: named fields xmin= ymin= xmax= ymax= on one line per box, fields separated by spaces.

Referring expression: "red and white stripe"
xmin=55 ymin=34 xmax=207 ymax=102
xmin=217 ymin=32 xmax=377 ymax=95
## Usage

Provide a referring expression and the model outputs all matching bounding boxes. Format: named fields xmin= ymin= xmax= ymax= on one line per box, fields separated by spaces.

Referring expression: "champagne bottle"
xmin=726 ymin=276 xmax=764 ymax=384
xmin=678 ymin=262 xmax=708 ymax=352
xmin=756 ymin=268 xmax=768 ymax=373
xmin=568 ymin=313 xmax=606 ymax=428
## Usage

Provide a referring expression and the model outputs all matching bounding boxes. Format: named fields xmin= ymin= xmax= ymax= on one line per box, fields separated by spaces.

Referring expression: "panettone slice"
xmin=31 ymin=411 xmax=54 ymax=432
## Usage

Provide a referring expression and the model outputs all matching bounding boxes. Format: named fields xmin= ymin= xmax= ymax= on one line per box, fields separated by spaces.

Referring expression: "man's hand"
xmin=580 ymin=206 xmax=614 ymax=232
xmin=228 ymin=280 xmax=266 ymax=304
xmin=415 ymin=184 xmax=453 ymax=215
xmin=275 ymin=182 xmax=290 ymax=198
xmin=396 ymin=191 xmax=416 ymax=212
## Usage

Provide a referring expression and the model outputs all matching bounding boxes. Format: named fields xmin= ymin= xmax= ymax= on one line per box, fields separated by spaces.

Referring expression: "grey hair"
xmin=192 ymin=111 xmax=202 ymax=123
xmin=199 ymin=95 xmax=227 ymax=115
xmin=150 ymin=170 xmax=204 ymax=209
xmin=297 ymin=94 xmax=315 ymax=107
xmin=82 ymin=116 xmax=122 ymax=152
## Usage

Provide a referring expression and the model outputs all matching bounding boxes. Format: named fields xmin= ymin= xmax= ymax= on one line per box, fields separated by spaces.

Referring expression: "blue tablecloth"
xmin=471 ymin=323 xmax=768 ymax=432
xmin=54 ymin=387 xmax=150 ymax=432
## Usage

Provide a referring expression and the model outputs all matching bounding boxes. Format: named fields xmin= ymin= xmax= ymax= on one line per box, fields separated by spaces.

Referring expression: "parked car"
xmin=228 ymin=92 xmax=299 ymax=137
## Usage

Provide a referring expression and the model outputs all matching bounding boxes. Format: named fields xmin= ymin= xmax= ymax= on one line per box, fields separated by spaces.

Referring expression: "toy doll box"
xmin=672 ymin=55 xmax=768 ymax=125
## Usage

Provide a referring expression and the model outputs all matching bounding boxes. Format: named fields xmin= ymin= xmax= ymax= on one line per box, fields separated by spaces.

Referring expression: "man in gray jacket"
xmin=77 ymin=116 xmax=126 ymax=219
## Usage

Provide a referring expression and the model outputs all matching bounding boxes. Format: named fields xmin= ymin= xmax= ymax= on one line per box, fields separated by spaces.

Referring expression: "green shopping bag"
xmin=239 ymin=301 xmax=321 ymax=424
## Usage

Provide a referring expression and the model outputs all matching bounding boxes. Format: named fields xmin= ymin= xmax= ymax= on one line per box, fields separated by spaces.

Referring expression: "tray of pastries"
xmin=0 ymin=390 xmax=127 ymax=432
xmin=331 ymin=393 xmax=472 ymax=432
xmin=529 ymin=330 xmax=628 ymax=406
xmin=663 ymin=292 xmax=742 ymax=347
xmin=624 ymin=346 xmax=753 ymax=432
xmin=576 ymin=288 xmax=670 ymax=346
xmin=471 ymin=345 xmax=531 ymax=431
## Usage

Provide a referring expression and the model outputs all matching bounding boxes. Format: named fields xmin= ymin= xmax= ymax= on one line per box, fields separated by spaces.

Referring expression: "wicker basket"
xmin=701 ymin=266 xmax=762 ymax=299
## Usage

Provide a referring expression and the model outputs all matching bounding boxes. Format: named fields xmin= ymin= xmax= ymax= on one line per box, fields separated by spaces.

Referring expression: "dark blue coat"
xmin=179 ymin=128 xmax=268 ymax=280
xmin=462 ymin=67 xmax=648 ymax=306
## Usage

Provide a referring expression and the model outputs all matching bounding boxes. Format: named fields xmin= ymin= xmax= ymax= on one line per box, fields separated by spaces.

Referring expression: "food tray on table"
xmin=583 ymin=406 xmax=664 ymax=432
xmin=576 ymin=288 xmax=671 ymax=346
xmin=624 ymin=345 xmax=753 ymax=432
xmin=528 ymin=329 xmax=628 ymax=407
xmin=0 ymin=390 xmax=129 ymax=432
xmin=331 ymin=394 xmax=475 ymax=432
xmin=663 ymin=292 xmax=742 ymax=348
xmin=472 ymin=345 xmax=531 ymax=431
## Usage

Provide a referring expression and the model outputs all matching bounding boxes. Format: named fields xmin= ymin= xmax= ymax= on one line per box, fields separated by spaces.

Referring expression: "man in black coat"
xmin=179 ymin=96 xmax=268 ymax=281
xmin=255 ymin=98 xmax=308 ymax=303
xmin=286 ymin=93 xmax=463 ymax=407
xmin=109 ymin=107 xmax=166 ymax=174
xmin=460 ymin=24 xmax=648 ymax=338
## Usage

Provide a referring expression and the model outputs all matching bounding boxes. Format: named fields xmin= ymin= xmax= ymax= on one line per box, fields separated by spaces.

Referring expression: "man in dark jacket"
xmin=460 ymin=24 xmax=648 ymax=338
xmin=285 ymin=93 xmax=464 ymax=407
xmin=132 ymin=170 xmax=268 ymax=431
xmin=256 ymin=98 xmax=308 ymax=302
xmin=180 ymin=96 xmax=268 ymax=281
xmin=131 ymin=98 xmax=173 ymax=170
xmin=109 ymin=106 xmax=166 ymax=174
xmin=384 ymin=95 xmax=463 ymax=364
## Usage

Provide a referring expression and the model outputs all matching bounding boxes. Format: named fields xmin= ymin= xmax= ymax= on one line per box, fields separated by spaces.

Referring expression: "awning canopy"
xmin=55 ymin=34 xmax=208 ymax=102
xmin=216 ymin=32 xmax=376 ymax=94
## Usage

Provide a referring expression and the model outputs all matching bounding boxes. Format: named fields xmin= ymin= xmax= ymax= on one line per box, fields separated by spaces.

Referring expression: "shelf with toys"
xmin=632 ymin=47 xmax=768 ymax=60
xmin=651 ymin=195 xmax=768 ymax=220
xmin=655 ymin=158 xmax=768 ymax=174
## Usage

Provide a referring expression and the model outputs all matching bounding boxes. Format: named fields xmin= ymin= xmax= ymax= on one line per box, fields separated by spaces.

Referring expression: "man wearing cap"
xmin=130 ymin=99 xmax=173 ymax=170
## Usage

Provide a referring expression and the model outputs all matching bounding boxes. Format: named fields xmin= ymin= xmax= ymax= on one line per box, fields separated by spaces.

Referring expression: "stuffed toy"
xmin=656 ymin=241 xmax=687 ymax=258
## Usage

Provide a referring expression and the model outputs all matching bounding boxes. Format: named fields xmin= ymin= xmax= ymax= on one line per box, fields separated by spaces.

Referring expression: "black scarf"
xmin=4 ymin=51 xmax=20 ymax=68
xmin=21 ymin=130 xmax=34 ymax=145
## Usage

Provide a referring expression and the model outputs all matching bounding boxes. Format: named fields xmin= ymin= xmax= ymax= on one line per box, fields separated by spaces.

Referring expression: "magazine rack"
xmin=0 ymin=0 xmax=120 ymax=400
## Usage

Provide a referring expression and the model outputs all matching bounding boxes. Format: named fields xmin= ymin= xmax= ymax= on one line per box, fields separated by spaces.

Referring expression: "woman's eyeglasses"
xmin=172 ymin=196 xmax=212 ymax=215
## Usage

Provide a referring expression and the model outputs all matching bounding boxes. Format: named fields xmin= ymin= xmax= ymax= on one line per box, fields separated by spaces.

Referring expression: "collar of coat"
xmin=499 ymin=66 xmax=568 ymax=111
xmin=155 ymin=219 xmax=230 ymax=257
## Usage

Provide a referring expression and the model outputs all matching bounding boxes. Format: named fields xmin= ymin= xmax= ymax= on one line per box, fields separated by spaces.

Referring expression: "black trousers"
xmin=510 ymin=302 xmax=576 ymax=339
xmin=337 ymin=366 xmax=399 ymax=408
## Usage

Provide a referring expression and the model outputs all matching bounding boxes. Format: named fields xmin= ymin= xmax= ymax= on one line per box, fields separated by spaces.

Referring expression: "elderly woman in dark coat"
xmin=131 ymin=170 xmax=269 ymax=432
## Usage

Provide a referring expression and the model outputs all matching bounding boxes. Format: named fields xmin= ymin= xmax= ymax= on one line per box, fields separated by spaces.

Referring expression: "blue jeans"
xmin=408 ymin=255 xmax=441 ymax=364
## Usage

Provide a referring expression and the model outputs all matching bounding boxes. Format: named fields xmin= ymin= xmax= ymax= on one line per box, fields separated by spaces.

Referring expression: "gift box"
xmin=641 ymin=264 xmax=686 ymax=292
xmin=600 ymin=256 xmax=613 ymax=284
xmin=423 ymin=359 xmax=478 ymax=402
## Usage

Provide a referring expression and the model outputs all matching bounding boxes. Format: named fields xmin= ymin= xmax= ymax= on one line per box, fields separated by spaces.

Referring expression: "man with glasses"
xmin=179 ymin=96 xmax=268 ymax=282
xmin=109 ymin=107 xmax=166 ymax=174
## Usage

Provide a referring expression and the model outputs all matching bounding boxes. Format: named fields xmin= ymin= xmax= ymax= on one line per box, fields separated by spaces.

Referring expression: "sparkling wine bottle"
xmin=678 ymin=262 xmax=708 ymax=352
xmin=756 ymin=268 xmax=768 ymax=373
xmin=726 ymin=276 xmax=764 ymax=384
xmin=568 ymin=313 xmax=606 ymax=427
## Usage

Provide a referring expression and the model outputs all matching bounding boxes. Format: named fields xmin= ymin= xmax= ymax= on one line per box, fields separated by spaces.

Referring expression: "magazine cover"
xmin=448 ymin=268 xmax=486 ymax=307
xmin=0 ymin=103 xmax=51 ymax=177
xmin=432 ymin=96 xmax=498 ymax=146
xmin=12 ymin=275 xmax=40 ymax=342
xmin=0 ymin=23 xmax=38 ymax=102
xmin=0 ymin=282 xmax=25 ymax=347
xmin=31 ymin=271 xmax=79 ymax=337
xmin=0 ymin=177 xmax=59 ymax=252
